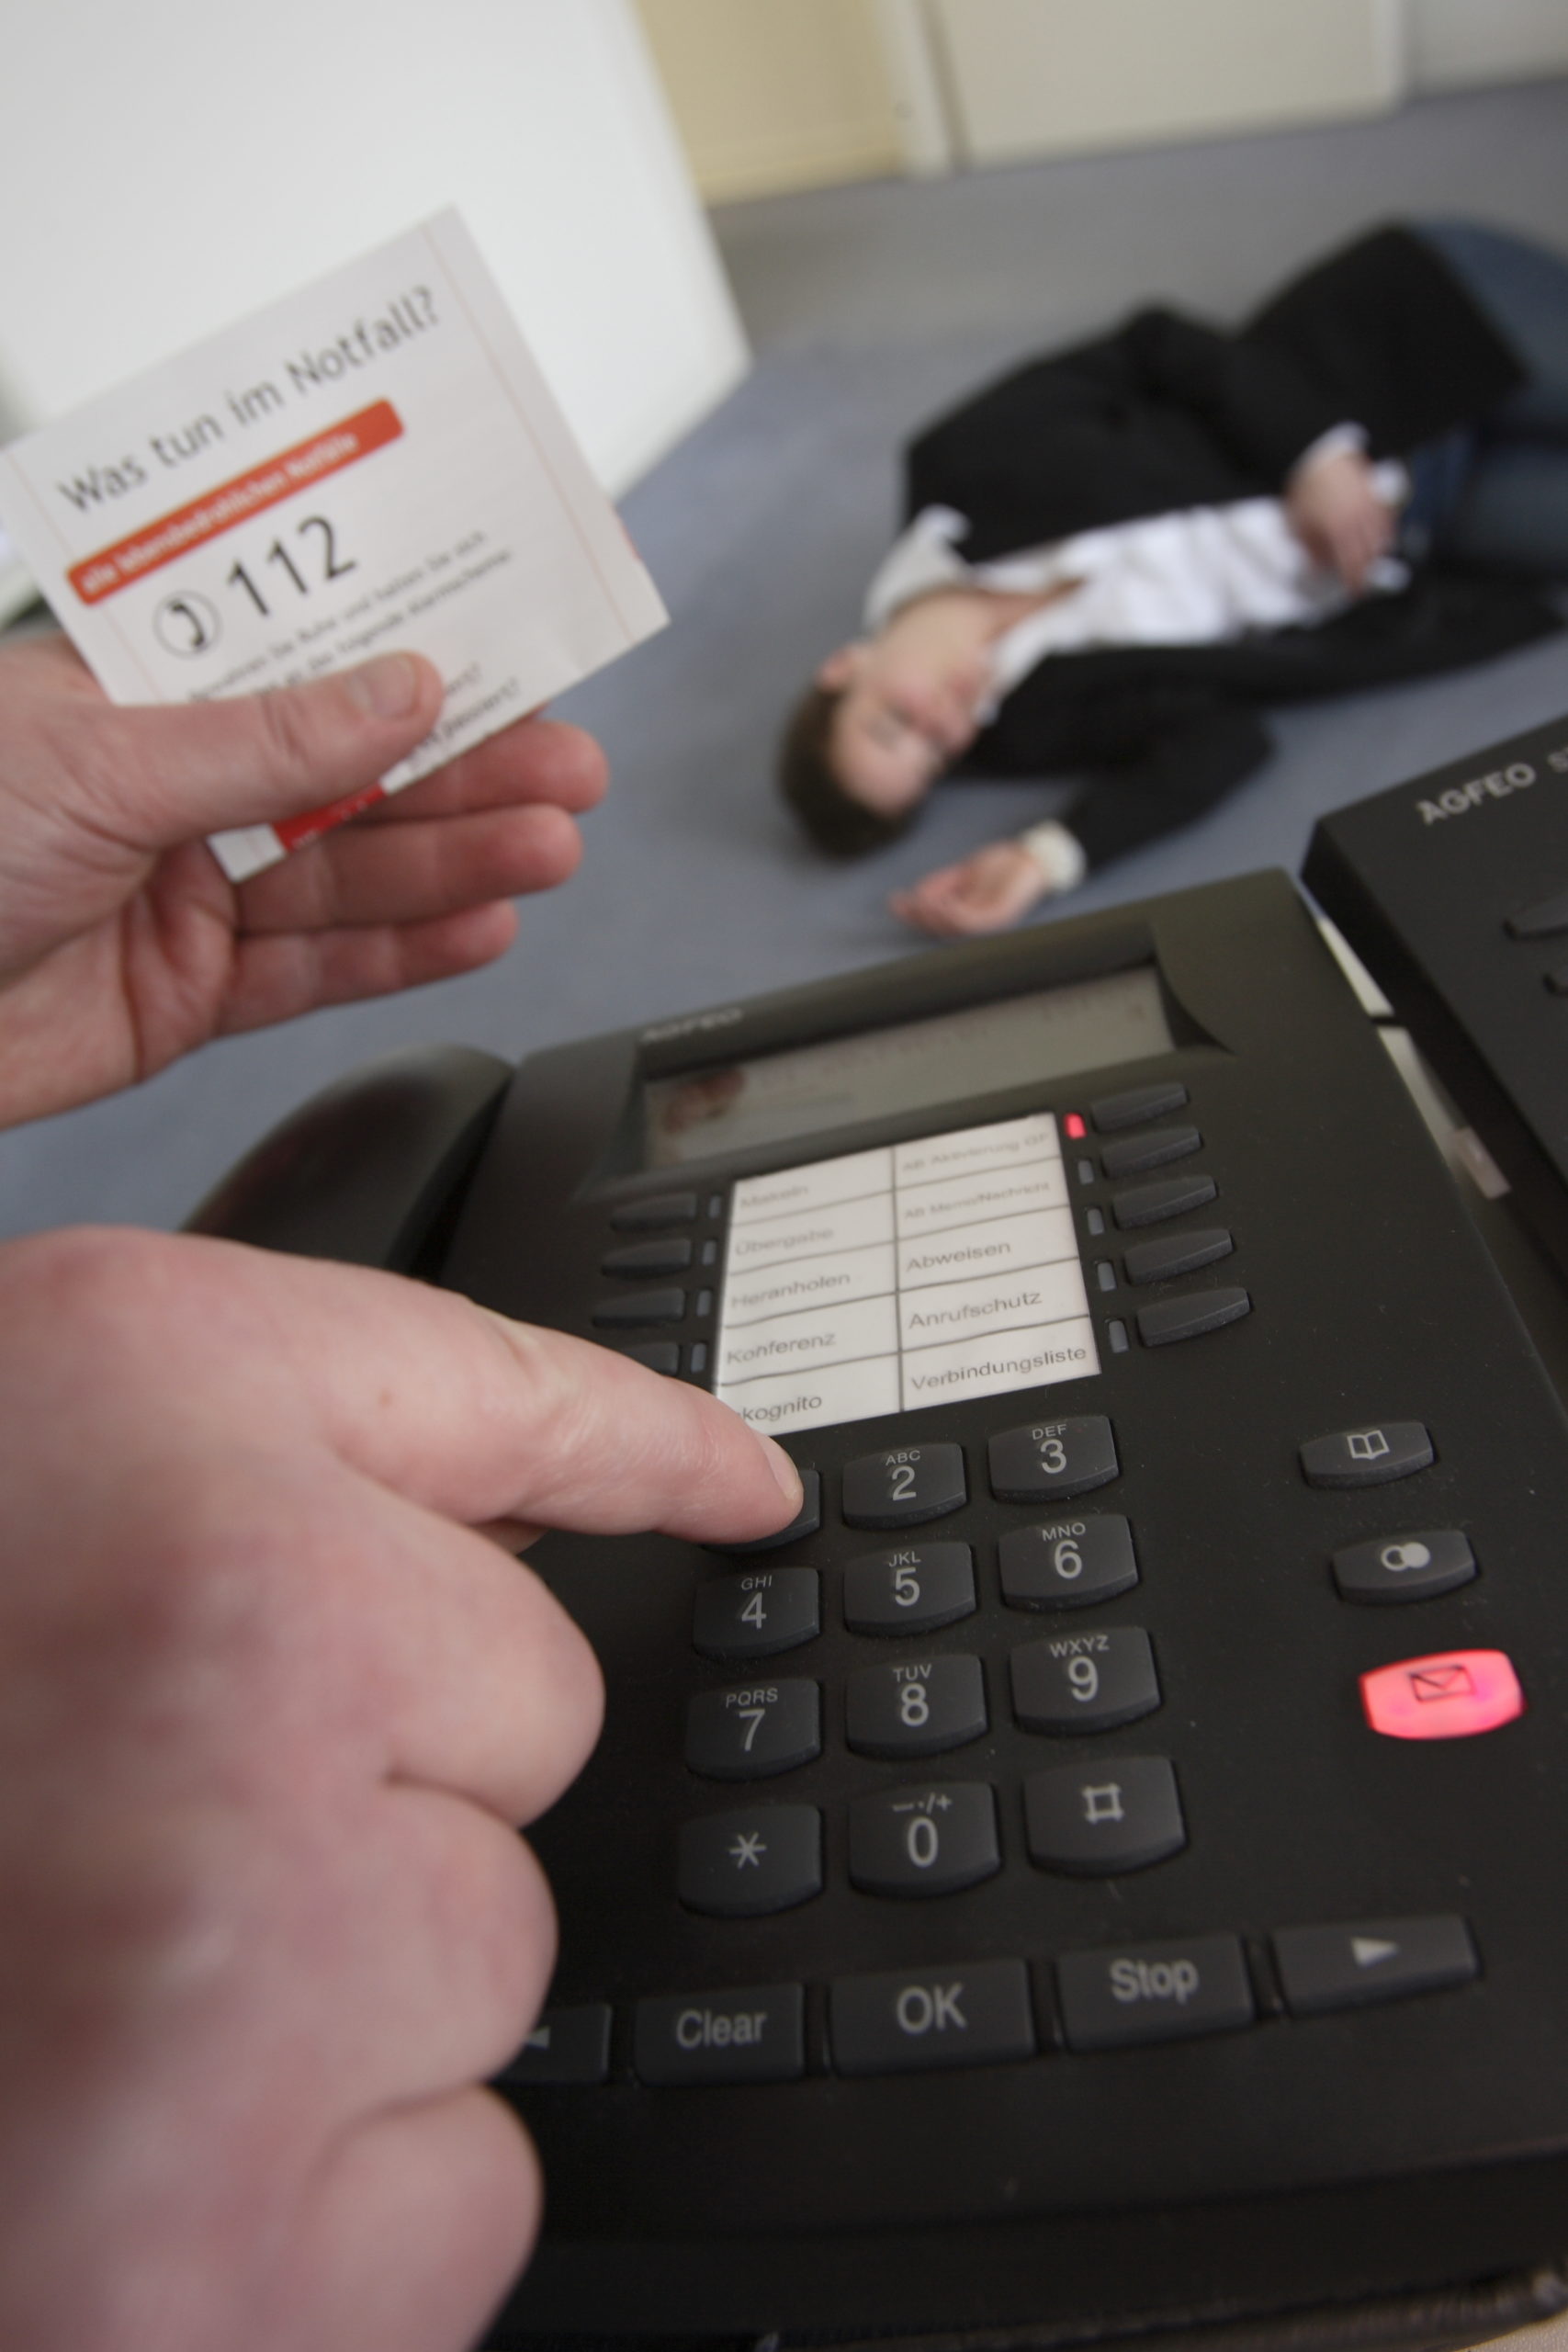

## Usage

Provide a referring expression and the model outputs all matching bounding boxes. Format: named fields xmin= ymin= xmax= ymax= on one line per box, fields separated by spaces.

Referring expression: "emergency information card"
xmin=0 ymin=212 xmax=667 ymax=878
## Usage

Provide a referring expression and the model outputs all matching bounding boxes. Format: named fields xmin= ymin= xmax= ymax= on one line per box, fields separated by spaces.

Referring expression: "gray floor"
xmin=5 ymin=78 xmax=1568 ymax=1240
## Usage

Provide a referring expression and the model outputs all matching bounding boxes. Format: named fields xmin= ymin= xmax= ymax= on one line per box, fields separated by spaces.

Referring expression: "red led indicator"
xmin=1063 ymin=1113 xmax=1088 ymax=1139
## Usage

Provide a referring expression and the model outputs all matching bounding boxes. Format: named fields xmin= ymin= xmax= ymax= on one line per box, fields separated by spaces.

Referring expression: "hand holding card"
xmin=0 ymin=209 xmax=664 ymax=879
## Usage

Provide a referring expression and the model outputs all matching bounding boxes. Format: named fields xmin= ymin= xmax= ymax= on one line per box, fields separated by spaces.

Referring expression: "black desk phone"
xmin=192 ymin=869 xmax=1568 ymax=2352
xmin=1306 ymin=709 xmax=1568 ymax=1289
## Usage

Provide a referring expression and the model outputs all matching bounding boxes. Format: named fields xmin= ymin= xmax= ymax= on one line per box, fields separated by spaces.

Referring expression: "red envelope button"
xmin=1361 ymin=1649 xmax=1524 ymax=1739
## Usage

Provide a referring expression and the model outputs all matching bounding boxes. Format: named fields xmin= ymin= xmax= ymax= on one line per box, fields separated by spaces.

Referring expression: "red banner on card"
xmin=68 ymin=401 xmax=403 ymax=605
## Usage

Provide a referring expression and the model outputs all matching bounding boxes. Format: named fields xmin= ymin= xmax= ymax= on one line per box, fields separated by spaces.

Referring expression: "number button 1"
xmin=842 ymin=1544 xmax=976 ymax=1635
xmin=989 ymin=1417 xmax=1118 ymax=1500
xmin=848 ymin=1783 xmax=999 ymax=1896
xmin=841 ymin=1443 xmax=966 ymax=1528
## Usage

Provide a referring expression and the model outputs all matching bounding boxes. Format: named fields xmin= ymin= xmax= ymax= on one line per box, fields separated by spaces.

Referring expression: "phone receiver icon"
xmin=1379 ymin=1542 xmax=1432 ymax=1573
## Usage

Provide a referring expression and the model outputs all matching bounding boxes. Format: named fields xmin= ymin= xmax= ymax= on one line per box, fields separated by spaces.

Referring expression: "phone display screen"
xmin=643 ymin=967 xmax=1171 ymax=1170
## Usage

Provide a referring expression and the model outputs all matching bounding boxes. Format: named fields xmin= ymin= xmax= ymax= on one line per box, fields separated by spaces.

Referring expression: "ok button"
xmin=829 ymin=1958 xmax=1034 ymax=2075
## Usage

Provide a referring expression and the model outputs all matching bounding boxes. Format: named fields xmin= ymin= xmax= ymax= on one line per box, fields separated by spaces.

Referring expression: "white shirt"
xmin=863 ymin=445 xmax=1410 ymax=724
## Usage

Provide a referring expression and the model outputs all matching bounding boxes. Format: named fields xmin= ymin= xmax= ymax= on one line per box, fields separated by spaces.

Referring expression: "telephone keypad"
xmin=693 ymin=1568 xmax=820 ymax=1660
xmin=841 ymin=1442 xmax=967 ymax=1528
xmin=1023 ymin=1755 xmax=1186 ymax=1875
xmin=1010 ymin=1627 xmax=1161 ymax=1735
xmin=989 ymin=1415 xmax=1119 ymax=1500
xmin=685 ymin=1679 xmax=822 ymax=1778
xmin=678 ymin=1804 xmax=823 ymax=1917
xmin=842 ymin=1543 xmax=976 ymax=1634
xmin=998 ymin=1515 xmax=1138 ymax=1609
xmin=845 ymin=1655 xmax=987 ymax=1758
xmin=847 ymin=1782 xmax=1000 ymax=1897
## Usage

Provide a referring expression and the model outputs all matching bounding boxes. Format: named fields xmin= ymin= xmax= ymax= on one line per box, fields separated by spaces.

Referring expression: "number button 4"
xmin=693 ymin=1568 xmax=820 ymax=1660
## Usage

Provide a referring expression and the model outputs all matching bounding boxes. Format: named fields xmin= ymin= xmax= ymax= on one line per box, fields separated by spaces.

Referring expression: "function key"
xmin=1300 ymin=1422 xmax=1433 ymax=1488
xmin=1506 ymin=889 xmax=1568 ymax=940
xmin=678 ymin=1804 xmax=823 ymax=1917
xmin=609 ymin=1191 xmax=698 ymax=1230
xmin=843 ymin=1543 xmax=976 ymax=1635
xmin=1272 ymin=1916 xmax=1479 ymax=2016
xmin=1332 ymin=1530 xmax=1477 ymax=1604
xmin=1111 ymin=1171 xmax=1218 ymax=1229
xmin=495 ymin=2002 xmax=613 ymax=2087
xmin=1359 ymin=1648 xmax=1523 ymax=1740
xmin=685 ymin=1679 xmax=821 ymax=1778
xmin=1011 ymin=1627 xmax=1160 ymax=1734
xmin=617 ymin=1340 xmax=682 ymax=1374
xmin=1024 ymin=1755 xmax=1185 ymax=1875
xmin=1055 ymin=1936 xmax=1252 ymax=2051
xmin=1089 ymin=1080 xmax=1190 ymax=1133
xmin=829 ymin=1959 xmax=1033 ymax=2076
xmin=1123 ymin=1227 xmax=1233 ymax=1283
xmin=693 ymin=1568 xmax=819 ymax=1660
xmin=989 ymin=1415 xmax=1118 ymax=1501
xmin=998 ymin=1516 xmax=1137 ymax=1610
xmin=716 ymin=1468 xmax=822 ymax=1555
xmin=845 ymin=1656 xmax=987 ymax=1758
xmin=1100 ymin=1124 xmax=1201 ymax=1180
xmin=1136 ymin=1286 xmax=1250 ymax=1347
xmin=634 ymin=1982 xmax=804 ymax=2086
xmin=601 ymin=1236 xmax=694 ymax=1277
xmin=847 ymin=1782 xmax=999 ymax=1897
xmin=841 ymin=1443 xmax=966 ymax=1529
xmin=592 ymin=1287 xmax=685 ymax=1329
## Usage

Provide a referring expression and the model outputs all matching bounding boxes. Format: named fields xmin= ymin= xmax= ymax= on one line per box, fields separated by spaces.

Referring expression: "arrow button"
xmin=1273 ymin=1917 xmax=1478 ymax=2016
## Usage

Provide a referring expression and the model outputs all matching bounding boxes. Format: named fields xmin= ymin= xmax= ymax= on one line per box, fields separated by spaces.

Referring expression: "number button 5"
xmin=842 ymin=1544 xmax=976 ymax=1635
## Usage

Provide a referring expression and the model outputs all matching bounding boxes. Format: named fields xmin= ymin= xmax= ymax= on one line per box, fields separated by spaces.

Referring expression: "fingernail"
xmin=761 ymin=1438 xmax=803 ymax=1506
xmin=345 ymin=652 xmax=423 ymax=719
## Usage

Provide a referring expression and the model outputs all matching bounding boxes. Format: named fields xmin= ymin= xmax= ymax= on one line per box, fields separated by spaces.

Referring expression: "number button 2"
xmin=841 ymin=1443 xmax=966 ymax=1529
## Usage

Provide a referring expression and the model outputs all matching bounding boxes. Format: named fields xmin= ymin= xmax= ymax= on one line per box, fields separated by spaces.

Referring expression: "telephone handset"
xmin=192 ymin=871 xmax=1568 ymax=2351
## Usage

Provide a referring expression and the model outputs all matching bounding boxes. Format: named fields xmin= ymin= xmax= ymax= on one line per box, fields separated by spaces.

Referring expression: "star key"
xmin=678 ymin=1805 xmax=823 ymax=1917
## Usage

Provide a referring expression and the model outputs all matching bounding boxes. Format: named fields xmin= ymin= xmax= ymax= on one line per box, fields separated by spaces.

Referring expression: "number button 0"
xmin=998 ymin=1517 xmax=1138 ymax=1610
xmin=848 ymin=1783 xmax=1000 ymax=1896
xmin=845 ymin=1656 xmax=987 ymax=1758
xmin=841 ymin=1443 xmax=966 ymax=1528
xmin=989 ymin=1417 xmax=1119 ymax=1501
xmin=685 ymin=1681 xmax=822 ymax=1779
xmin=843 ymin=1544 xmax=976 ymax=1635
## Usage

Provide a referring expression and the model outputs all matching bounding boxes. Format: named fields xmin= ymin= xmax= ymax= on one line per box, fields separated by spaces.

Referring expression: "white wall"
xmin=1407 ymin=0 xmax=1568 ymax=91
xmin=0 ymin=0 xmax=747 ymax=495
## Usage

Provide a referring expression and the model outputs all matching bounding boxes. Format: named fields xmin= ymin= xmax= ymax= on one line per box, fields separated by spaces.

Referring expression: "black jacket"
xmin=901 ymin=226 xmax=1561 ymax=868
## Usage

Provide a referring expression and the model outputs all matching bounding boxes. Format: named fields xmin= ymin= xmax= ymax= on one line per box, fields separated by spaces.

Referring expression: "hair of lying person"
xmin=775 ymin=681 xmax=920 ymax=858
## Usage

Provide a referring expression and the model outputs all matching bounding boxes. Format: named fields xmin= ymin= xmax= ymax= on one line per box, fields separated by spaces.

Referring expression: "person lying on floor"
xmin=777 ymin=220 xmax=1568 ymax=936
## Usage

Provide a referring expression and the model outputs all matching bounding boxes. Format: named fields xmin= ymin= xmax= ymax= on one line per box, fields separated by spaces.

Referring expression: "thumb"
xmin=91 ymin=653 xmax=445 ymax=851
